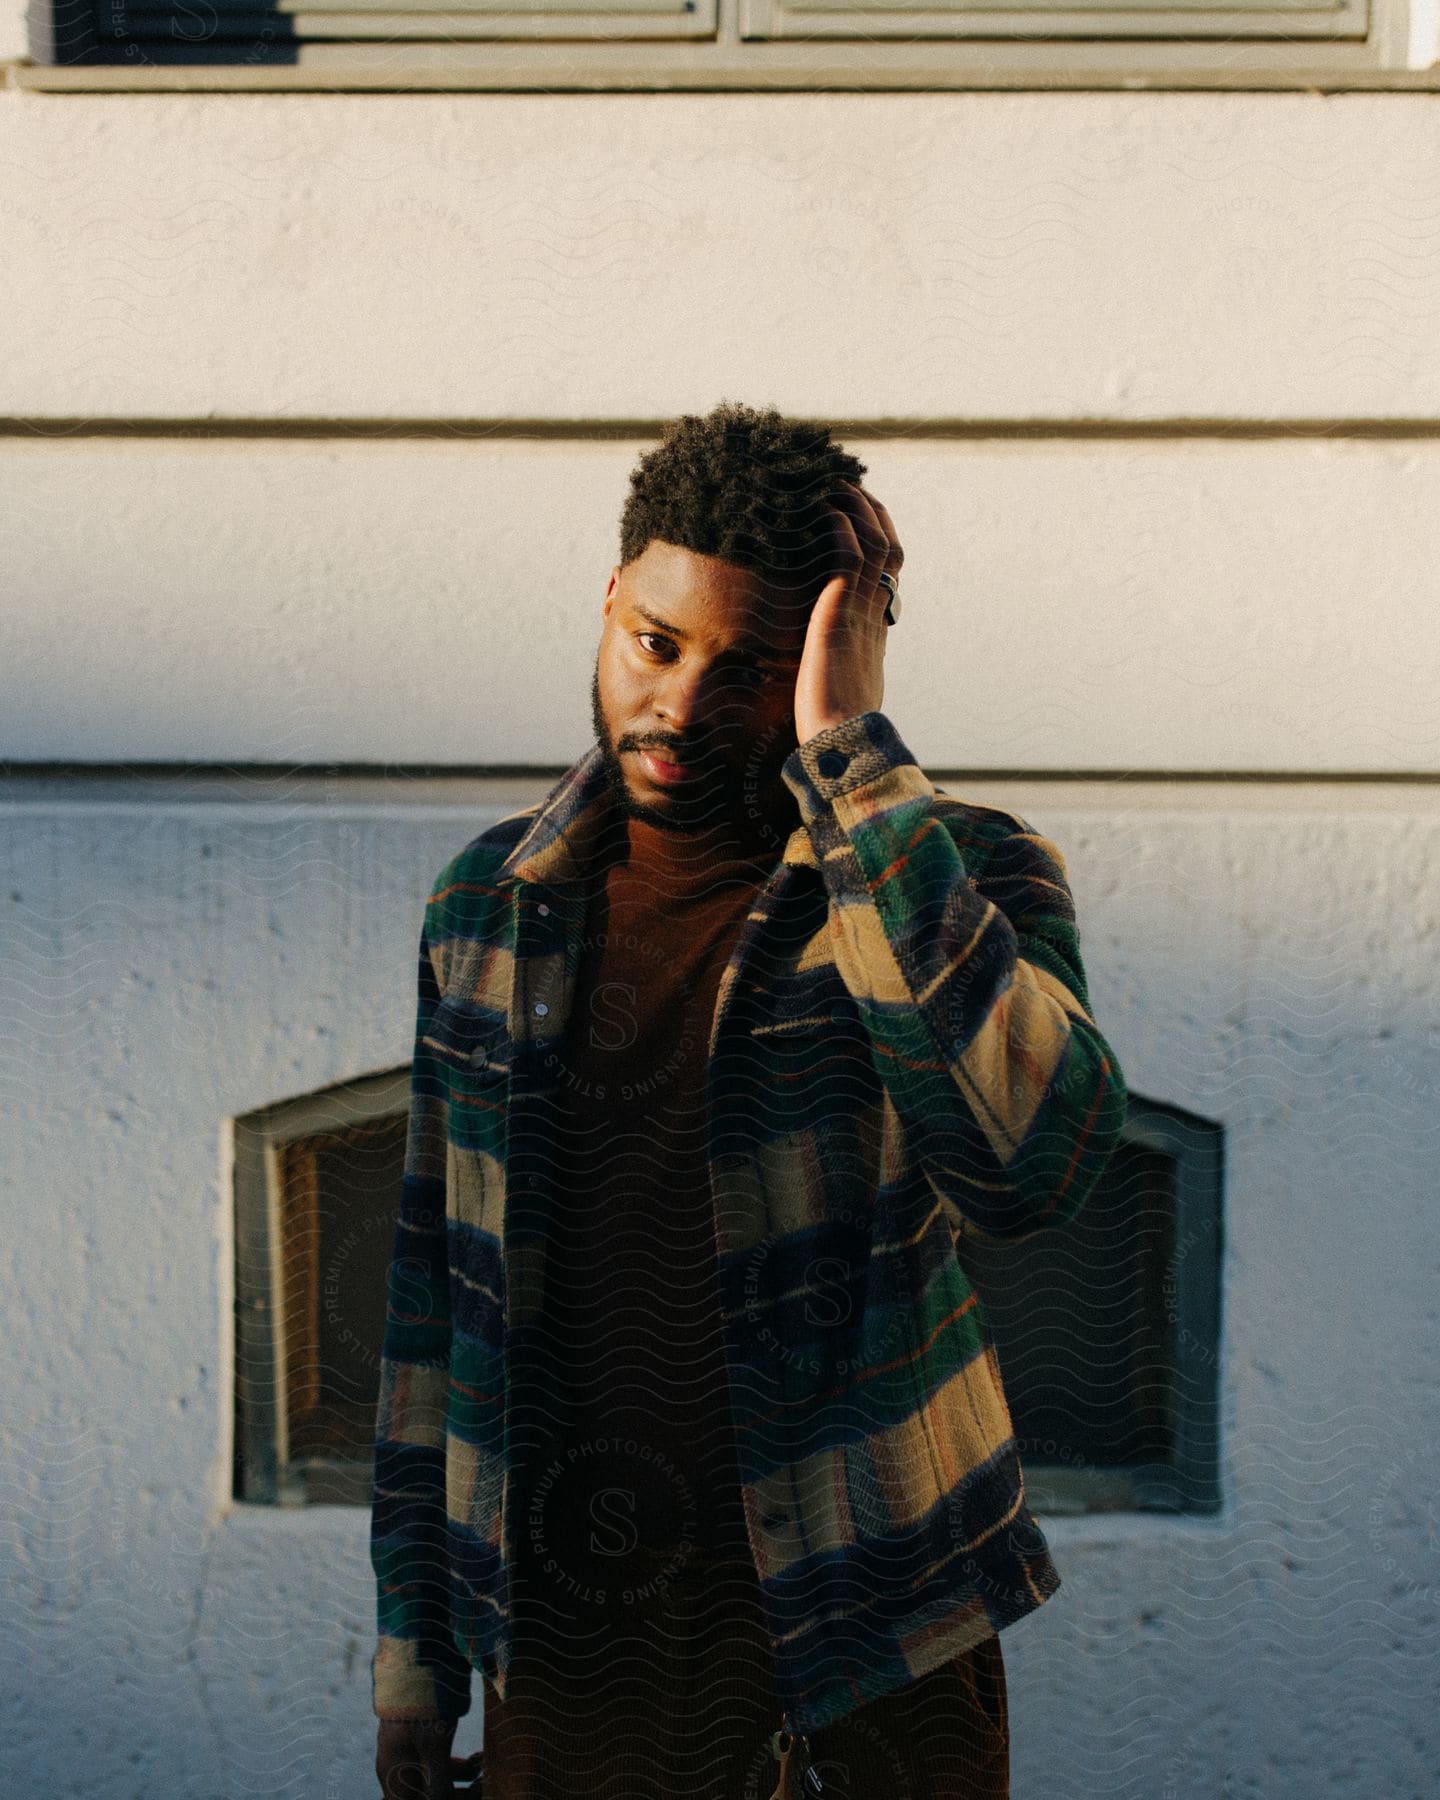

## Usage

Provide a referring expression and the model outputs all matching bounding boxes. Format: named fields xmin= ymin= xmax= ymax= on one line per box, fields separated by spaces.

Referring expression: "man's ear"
xmin=603 ymin=567 xmax=620 ymax=616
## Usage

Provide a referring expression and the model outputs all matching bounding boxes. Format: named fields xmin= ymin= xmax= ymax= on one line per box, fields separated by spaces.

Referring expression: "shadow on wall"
xmin=28 ymin=0 xmax=301 ymax=64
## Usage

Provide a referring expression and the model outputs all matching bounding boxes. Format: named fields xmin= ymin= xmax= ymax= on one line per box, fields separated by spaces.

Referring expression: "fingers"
xmin=856 ymin=486 xmax=904 ymax=574
xmin=825 ymin=481 xmax=903 ymax=625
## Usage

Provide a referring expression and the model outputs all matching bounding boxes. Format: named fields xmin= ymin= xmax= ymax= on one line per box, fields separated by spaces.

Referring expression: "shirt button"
xmin=816 ymin=749 xmax=848 ymax=779
xmin=534 ymin=1001 xmax=549 ymax=1017
xmin=537 ymin=903 xmax=550 ymax=916
xmin=469 ymin=1047 xmax=490 ymax=1069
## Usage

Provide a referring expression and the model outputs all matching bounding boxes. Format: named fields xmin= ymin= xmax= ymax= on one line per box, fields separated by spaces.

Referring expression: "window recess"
xmin=233 ymin=1065 xmax=410 ymax=1507
xmin=957 ymin=1092 xmax=1225 ymax=1518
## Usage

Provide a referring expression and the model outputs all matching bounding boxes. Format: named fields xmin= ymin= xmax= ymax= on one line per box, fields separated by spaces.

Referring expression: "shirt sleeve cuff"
xmin=780 ymin=710 xmax=920 ymax=822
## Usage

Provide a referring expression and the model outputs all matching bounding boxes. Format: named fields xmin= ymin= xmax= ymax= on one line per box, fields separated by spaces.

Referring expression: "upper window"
xmin=20 ymin=0 xmax=1438 ymax=86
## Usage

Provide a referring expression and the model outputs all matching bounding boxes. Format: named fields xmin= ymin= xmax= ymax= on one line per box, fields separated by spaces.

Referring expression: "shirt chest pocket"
xmin=424 ymin=997 xmax=512 ymax=1079
xmin=423 ymin=1000 xmax=514 ymax=1158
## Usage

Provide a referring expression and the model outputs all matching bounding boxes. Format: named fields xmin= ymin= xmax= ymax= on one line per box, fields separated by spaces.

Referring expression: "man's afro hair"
xmin=617 ymin=400 xmax=867 ymax=588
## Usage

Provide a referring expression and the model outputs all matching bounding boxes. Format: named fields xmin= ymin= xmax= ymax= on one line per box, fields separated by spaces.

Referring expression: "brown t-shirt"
xmin=520 ymin=813 xmax=774 ymax=1572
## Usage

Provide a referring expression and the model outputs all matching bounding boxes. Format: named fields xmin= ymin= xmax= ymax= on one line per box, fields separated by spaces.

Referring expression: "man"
xmin=371 ymin=401 xmax=1128 ymax=1800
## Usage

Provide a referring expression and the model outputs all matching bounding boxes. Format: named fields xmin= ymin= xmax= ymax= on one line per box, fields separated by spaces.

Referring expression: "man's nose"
xmin=652 ymin=661 xmax=747 ymax=734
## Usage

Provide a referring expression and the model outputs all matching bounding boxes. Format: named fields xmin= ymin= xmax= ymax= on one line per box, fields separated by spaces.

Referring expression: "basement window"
xmin=958 ymin=1093 xmax=1225 ymax=1516
xmin=233 ymin=1066 xmax=410 ymax=1506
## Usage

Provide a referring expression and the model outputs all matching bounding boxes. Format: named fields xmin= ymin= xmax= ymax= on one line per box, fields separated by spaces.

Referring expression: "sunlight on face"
xmin=591 ymin=540 xmax=815 ymax=843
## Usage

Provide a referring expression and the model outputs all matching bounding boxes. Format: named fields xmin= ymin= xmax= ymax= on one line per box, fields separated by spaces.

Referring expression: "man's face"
xmin=592 ymin=539 xmax=814 ymax=843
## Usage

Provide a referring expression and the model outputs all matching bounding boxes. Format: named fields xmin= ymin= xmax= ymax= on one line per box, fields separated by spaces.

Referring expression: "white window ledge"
xmin=9 ymin=38 xmax=1440 ymax=90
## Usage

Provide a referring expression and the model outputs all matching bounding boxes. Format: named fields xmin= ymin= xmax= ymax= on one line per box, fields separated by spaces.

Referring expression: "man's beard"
xmin=589 ymin=662 xmax=798 ymax=850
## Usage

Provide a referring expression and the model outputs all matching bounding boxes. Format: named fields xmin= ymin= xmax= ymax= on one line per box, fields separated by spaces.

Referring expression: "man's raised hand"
xmin=792 ymin=481 xmax=904 ymax=746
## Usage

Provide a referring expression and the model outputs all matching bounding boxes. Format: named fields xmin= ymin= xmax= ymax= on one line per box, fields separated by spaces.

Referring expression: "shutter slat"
xmin=286 ymin=0 xmax=691 ymax=11
xmin=289 ymin=10 xmax=705 ymax=28
xmin=288 ymin=0 xmax=691 ymax=10
xmin=783 ymin=0 xmax=1343 ymax=13
xmin=744 ymin=0 xmax=1360 ymax=28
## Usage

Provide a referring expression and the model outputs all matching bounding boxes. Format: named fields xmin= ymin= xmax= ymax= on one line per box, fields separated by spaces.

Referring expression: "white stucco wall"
xmin=3 ymin=777 xmax=1436 ymax=1798
xmin=3 ymin=90 xmax=1440 ymax=421
xmin=2 ymin=69 xmax=1438 ymax=1800
xmin=5 ymin=87 xmax=1440 ymax=778
xmin=3 ymin=433 xmax=1440 ymax=773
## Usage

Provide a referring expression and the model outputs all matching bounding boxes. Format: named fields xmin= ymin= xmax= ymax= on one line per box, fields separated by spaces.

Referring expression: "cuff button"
xmin=816 ymin=749 xmax=849 ymax=779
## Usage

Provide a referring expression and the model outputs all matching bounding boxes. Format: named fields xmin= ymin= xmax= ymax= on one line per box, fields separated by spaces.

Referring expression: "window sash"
xmin=746 ymin=0 xmax=1364 ymax=36
xmin=287 ymin=6 xmax=713 ymax=35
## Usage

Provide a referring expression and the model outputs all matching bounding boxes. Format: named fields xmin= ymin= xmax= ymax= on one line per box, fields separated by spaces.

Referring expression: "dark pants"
xmin=480 ymin=1534 xmax=1010 ymax=1800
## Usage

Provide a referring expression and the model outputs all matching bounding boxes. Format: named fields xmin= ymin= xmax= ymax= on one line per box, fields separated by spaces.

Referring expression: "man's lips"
xmin=635 ymin=747 xmax=705 ymax=786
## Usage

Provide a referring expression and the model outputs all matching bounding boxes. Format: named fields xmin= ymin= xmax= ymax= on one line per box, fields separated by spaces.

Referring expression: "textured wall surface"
xmin=3 ymin=433 xmax=1439 ymax=773
xmin=1 ymin=779 xmax=1436 ymax=1798
xmin=2 ymin=91 xmax=1440 ymax=420
xmin=2 ymin=67 xmax=1438 ymax=1800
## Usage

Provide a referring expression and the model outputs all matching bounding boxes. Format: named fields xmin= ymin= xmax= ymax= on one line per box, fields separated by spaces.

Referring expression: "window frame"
xmin=11 ymin=0 xmax=1440 ymax=87
xmin=232 ymin=1062 xmax=410 ymax=1508
xmin=1019 ymin=1092 xmax=1226 ymax=1519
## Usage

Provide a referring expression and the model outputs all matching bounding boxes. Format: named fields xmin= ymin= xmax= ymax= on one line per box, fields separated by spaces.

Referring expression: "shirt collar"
xmin=495 ymin=740 xmax=818 ymax=887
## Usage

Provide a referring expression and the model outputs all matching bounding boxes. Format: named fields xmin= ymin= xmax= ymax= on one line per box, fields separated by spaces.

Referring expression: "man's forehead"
xmin=736 ymin=593 xmax=813 ymax=654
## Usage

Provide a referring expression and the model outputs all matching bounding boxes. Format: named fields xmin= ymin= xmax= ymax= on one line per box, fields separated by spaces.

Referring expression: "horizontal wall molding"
xmin=5 ymin=763 xmax=1440 ymax=790
xmin=11 ymin=60 xmax=1440 ymax=94
xmin=11 ymin=417 xmax=1440 ymax=440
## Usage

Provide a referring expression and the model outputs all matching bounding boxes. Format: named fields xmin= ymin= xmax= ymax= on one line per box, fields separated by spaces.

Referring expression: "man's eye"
xmin=636 ymin=634 xmax=785 ymax=683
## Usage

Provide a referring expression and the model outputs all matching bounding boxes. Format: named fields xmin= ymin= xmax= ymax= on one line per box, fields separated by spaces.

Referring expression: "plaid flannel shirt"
xmin=370 ymin=707 xmax=1128 ymax=1740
